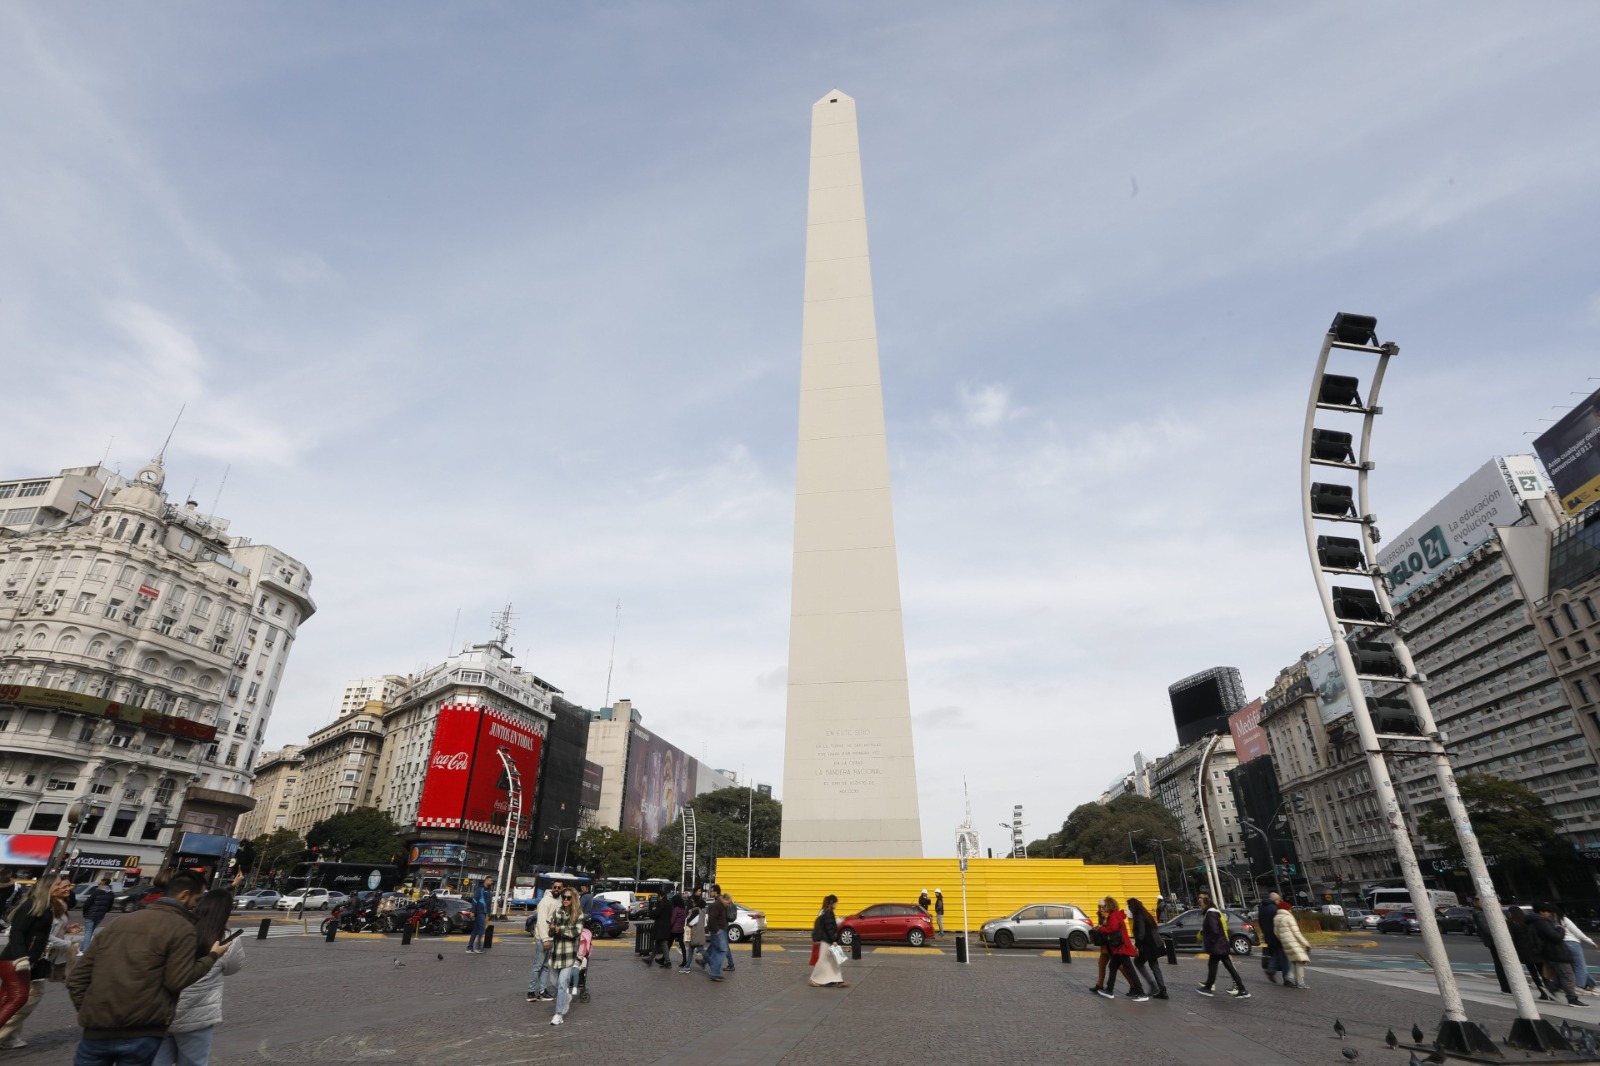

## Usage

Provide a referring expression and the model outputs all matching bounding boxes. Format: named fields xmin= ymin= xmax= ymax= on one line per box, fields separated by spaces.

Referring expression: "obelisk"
xmin=780 ymin=91 xmax=923 ymax=858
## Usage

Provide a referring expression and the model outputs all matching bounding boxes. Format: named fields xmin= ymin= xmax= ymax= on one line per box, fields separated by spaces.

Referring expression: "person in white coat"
xmin=1272 ymin=901 xmax=1312 ymax=990
xmin=153 ymin=890 xmax=244 ymax=1066
xmin=1561 ymin=911 xmax=1598 ymax=992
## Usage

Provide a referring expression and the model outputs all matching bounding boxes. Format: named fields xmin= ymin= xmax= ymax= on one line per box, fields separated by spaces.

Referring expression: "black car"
xmin=1376 ymin=909 xmax=1421 ymax=935
xmin=1157 ymin=908 xmax=1258 ymax=956
xmin=1436 ymin=906 xmax=1477 ymax=935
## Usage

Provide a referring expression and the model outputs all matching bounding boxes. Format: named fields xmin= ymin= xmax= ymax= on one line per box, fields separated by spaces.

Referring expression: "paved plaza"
xmin=6 ymin=925 xmax=1585 ymax=1066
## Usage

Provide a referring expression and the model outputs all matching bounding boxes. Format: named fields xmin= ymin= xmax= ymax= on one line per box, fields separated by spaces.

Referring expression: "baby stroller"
xmin=574 ymin=927 xmax=593 ymax=1004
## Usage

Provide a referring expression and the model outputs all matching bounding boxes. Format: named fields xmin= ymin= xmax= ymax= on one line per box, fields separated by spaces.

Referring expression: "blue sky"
xmin=4 ymin=2 xmax=1599 ymax=857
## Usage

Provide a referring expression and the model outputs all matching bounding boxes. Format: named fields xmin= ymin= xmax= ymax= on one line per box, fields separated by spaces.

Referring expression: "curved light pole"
xmin=1301 ymin=312 xmax=1548 ymax=1055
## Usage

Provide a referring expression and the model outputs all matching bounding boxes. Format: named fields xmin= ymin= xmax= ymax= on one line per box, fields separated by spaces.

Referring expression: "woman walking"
xmin=1195 ymin=892 xmax=1249 ymax=999
xmin=808 ymin=895 xmax=847 ymax=987
xmin=1095 ymin=897 xmax=1147 ymax=1001
xmin=1560 ymin=909 xmax=1597 ymax=992
xmin=669 ymin=894 xmax=688 ymax=971
xmin=548 ymin=889 xmax=584 ymax=1025
xmin=682 ymin=892 xmax=706 ymax=973
xmin=153 ymin=890 xmax=245 ymax=1065
xmin=1506 ymin=905 xmax=1552 ymax=1001
xmin=1090 ymin=900 xmax=1115 ymax=996
xmin=648 ymin=893 xmax=675 ymax=969
xmin=1273 ymin=900 xmax=1311 ymax=990
xmin=0 ymin=874 xmax=72 ymax=1049
xmin=1128 ymin=898 xmax=1167 ymax=1000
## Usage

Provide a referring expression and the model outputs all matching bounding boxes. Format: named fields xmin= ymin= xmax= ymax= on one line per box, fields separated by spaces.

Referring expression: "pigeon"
xmin=437 ymin=953 xmax=444 ymax=961
xmin=1385 ymin=1028 xmax=1398 ymax=1049
xmin=1561 ymin=1020 xmax=1575 ymax=1042
xmin=1342 ymin=1048 xmax=1359 ymax=1062
xmin=393 ymin=958 xmax=405 ymax=968
xmin=1406 ymin=1053 xmax=1422 ymax=1066
xmin=1411 ymin=1023 xmax=1424 ymax=1044
xmin=1335 ymin=1019 xmax=1347 ymax=1041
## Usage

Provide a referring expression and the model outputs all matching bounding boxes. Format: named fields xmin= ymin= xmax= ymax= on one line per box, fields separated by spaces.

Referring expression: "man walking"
xmin=1532 ymin=902 xmax=1587 ymax=1006
xmin=67 ymin=871 xmax=227 ymax=1066
xmin=79 ymin=878 xmax=117 ymax=956
xmin=1471 ymin=897 xmax=1512 ymax=994
xmin=934 ymin=889 xmax=945 ymax=937
xmin=466 ymin=878 xmax=492 ymax=954
xmin=526 ymin=879 xmax=564 ymax=1002
xmin=1256 ymin=892 xmax=1286 ymax=985
xmin=702 ymin=883 xmax=732 ymax=982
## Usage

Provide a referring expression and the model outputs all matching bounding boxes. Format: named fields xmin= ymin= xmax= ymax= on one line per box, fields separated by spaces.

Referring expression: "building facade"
xmin=0 ymin=457 xmax=313 ymax=879
xmin=284 ymin=706 xmax=385 ymax=837
xmin=584 ymin=699 xmax=738 ymax=841
xmin=1147 ymin=733 xmax=1249 ymax=892
xmin=235 ymin=745 xmax=304 ymax=840
xmin=337 ymin=676 xmax=406 ymax=717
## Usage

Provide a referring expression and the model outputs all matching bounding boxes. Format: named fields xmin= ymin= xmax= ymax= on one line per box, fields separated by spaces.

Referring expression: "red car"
xmin=837 ymin=903 xmax=934 ymax=947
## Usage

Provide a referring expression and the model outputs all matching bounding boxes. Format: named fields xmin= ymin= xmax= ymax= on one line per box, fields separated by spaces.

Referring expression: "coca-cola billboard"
xmin=415 ymin=704 xmax=544 ymax=836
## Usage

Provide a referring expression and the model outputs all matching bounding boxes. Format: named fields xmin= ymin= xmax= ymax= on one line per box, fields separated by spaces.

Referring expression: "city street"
xmin=7 ymin=926 xmax=1596 ymax=1065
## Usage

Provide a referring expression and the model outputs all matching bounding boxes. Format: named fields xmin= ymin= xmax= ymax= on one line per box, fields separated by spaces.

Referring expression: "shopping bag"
xmin=828 ymin=944 xmax=847 ymax=965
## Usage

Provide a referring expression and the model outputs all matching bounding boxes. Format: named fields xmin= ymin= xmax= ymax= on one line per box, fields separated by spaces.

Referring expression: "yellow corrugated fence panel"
xmin=715 ymin=858 xmax=1159 ymax=931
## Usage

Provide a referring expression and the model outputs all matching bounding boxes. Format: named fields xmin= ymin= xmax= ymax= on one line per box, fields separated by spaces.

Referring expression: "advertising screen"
xmin=465 ymin=711 xmax=543 ymax=836
xmin=1535 ymin=387 xmax=1600 ymax=515
xmin=0 ymin=833 xmax=57 ymax=867
xmin=1305 ymin=647 xmax=1375 ymax=725
xmin=621 ymin=729 xmax=697 ymax=842
xmin=1377 ymin=458 xmax=1530 ymax=604
xmin=580 ymin=761 xmax=604 ymax=812
xmin=1227 ymin=699 xmax=1269 ymax=764
xmin=415 ymin=705 xmax=480 ymax=830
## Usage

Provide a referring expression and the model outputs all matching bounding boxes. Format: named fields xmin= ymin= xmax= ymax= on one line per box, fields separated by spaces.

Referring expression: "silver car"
xmin=726 ymin=903 xmax=768 ymax=943
xmin=981 ymin=903 xmax=1094 ymax=950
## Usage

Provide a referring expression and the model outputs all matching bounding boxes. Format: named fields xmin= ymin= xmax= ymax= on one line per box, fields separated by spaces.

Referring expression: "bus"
xmin=1368 ymin=886 xmax=1459 ymax=915
xmin=509 ymin=870 xmax=591 ymax=909
xmin=283 ymin=862 xmax=403 ymax=894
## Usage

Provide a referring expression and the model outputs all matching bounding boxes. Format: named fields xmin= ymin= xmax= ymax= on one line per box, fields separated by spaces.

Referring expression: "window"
xmin=141 ymin=657 xmax=159 ymax=673
xmin=88 ymin=559 xmax=109 ymax=581
xmin=117 ymin=566 xmax=135 ymax=588
xmin=246 ymin=682 xmax=260 ymax=701
xmin=140 ymin=816 xmax=164 ymax=841
xmin=62 ymin=556 xmax=81 ymax=577
xmin=1586 ymin=598 xmax=1600 ymax=624
xmin=194 ymin=597 xmax=211 ymax=618
xmin=153 ymin=778 xmax=176 ymax=806
xmin=113 ymin=519 xmax=127 ymax=541
xmin=156 ymin=616 xmax=175 ymax=636
xmin=103 ymin=598 xmax=123 ymax=620
xmin=1581 ymin=638 xmax=1592 ymax=656
xmin=15 ymin=481 xmax=47 ymax=498
xmin=1560 ymin=648 xmax=1574 ymax=663
xmin=1548 ymin=616 xmax=1563 ymax=638
xmin=1 ymin=508 xmax=38 ymax=526
xmin=0 ymin=800 xmax=17 ymax=829
xmin=108 ymin=809 xmax=138 ymax=838
xmin=0 ymin=485 xmax=13 ymax=500
xmin=1565 ymin=604 xmax=1581 ymax=630
xmin=28 ymin=802 xmax=66 ymax=832
xmin=74 ymin=592 xmax=94 ymax=614
xmin=1578 ymin=680 xmax=1593 ymax=704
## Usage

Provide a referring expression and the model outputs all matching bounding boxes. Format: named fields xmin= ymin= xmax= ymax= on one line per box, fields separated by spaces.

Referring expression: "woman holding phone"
xmin=152 ymin=890 xmax=245 ymax=1066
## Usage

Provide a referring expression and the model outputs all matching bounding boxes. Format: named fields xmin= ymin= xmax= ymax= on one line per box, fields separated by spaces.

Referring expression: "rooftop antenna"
xmin=209 ymin=465 xmax=230 ymax=517
xmin=99 ymin=436 xmax=116 ymax=469
xmin=157 ymin=404 xmax=186 ymax=461
xmin=448 ymin=608 xmax=461 ymax=656
xmin=602 ymin=598 xmax=622 ymax=709
xmin=490 ymin=602 xmax=517 ymax=649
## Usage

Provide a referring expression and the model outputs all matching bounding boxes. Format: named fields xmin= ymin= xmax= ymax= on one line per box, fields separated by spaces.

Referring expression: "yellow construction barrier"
xmin=716 ymin=857 xmax=1159 ymax=931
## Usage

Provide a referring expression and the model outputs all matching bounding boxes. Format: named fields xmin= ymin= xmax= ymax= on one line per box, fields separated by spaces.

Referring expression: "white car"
xmin=726 ymin=903 xmax=767 ymax=943
xmin=277 ymin=888 xmax=333 ymax=911
xmin=235 ymin=889 xmax=282 ymax=910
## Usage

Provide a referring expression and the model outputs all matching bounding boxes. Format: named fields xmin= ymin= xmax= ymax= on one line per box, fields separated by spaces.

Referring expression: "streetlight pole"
xmin=1127 ymin=829 xmax=1143 ymax=864
xmin=1239 ymin=817 xmax=1283 ymax=900
xmin=1151 ymin=837 xmax=1174 ymax=908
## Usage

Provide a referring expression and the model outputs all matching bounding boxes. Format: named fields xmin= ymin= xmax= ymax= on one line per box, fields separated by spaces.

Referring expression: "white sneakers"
xmin=549 ymin=1014 xmax=564 ymax=1026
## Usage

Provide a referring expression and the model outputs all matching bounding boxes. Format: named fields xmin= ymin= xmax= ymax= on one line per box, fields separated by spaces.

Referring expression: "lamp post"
xmin=550 ymin=827 xmax=575 ymax=870
xmin=1151 ymin=837 xmax=1174 ymax=908
xmin=1239 ymin=817 xmax=1283 ymax=900
xmin=1127 ymin=829 xmax=1143 ymax=864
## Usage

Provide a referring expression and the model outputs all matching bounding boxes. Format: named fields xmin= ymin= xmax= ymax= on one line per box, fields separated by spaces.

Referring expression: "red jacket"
xmin=1100 ymin=909 xmax=1137 ymax=957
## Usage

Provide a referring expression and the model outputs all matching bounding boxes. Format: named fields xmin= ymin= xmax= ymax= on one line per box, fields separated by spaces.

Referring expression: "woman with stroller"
xmin=548 ymin=889 xmax=585 ymax=1025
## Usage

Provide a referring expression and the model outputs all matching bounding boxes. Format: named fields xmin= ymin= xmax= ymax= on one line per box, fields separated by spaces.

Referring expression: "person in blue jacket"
xmin=466 ymin=878 xmax=492 ymax=954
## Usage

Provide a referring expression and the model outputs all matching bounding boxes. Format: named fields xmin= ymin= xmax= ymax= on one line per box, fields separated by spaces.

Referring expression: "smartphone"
xmin=220 ymin=928 xmax=245 ymax=944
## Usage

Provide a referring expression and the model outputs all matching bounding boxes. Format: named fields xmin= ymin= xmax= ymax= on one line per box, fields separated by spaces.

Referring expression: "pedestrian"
xmin=578 ymin=885 xmax=594 ymax=916
xmin=1256 ymin=892 xmax=1285 ymax=984
xmin=525 ymin=878 xmax=565 ymax=1003
xmin=702 ymin=883 xmax=732 ymax=982
xmin=721 ymin=892 xmax=739 ymax=972
xmin=648 ymin=892 xmax=674 ymax=969
xmin=1470 ymin=897 xmax=1512 ymax=994
xmin=1505 ymin=905 xmax=1552 ymax=1001
xmin=669 ymin=894 xmax=687 ymax=969
xmin=67 ymin=871 xmax=229 ymax=1066
xmin=918 ymin=889 xmax=930 ymax=915
xmin=0 ymin=873 xmax=73 ymax=1049
xmin=1090 ymin=900 xmax=1115 ymax=996
xmin=152 ymin=890 xmax=244 ymax=1066
xmin=808 ymin=895 xmax=848 ymax=988
xmin=547 ymin=888 xmax=584 ymax=1026
xmin=466 ymin=878 xmax=491 ymax=954
xmin=683 ymin=892 xmax=706 ymax=973
xmin=1127 ymin=897 xmax=1167 ymax=1000
xmin=1194 ymin=892 xmax=1249 ymax=999
xmin=1095 ymin=897 xmax=1147 ymax=1001
xmin=934 ymin=889 xmax=945 ymax=937
xmin=1559 ymin=909 xmax=1597 ymax=992
xmin=1531 ymin=902 xmax=1587 ymax=1006
xmin=1273 ymin=900 xmax=1310 ymax=990
xmin=79 ymin=878 xmax=117 ymax=957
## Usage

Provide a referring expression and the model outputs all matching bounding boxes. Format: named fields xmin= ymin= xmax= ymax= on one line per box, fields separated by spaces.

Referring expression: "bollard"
xmin=1165 ymin=937 xmax=1177 ymax=966
xmin=325 ymin=921 xmax=337 ymax=943
xmin=401 ymin=923 xmax=414 ymax=947
xmin=257 ymin=918 xmax=272 ymax=940
xmin=850 ymin=936 xmax=862 ymax=961
xmin=1059 ymin=937 xmax=1071 ymax=964
xmin=484 ymin=924 xmax=494 ymax=951
xmin=955 ymin=934 xmax=969 ymax=964
xmin=751 ymin=932 xmax=762 ymax=959
xmin=635 ymin=925 xmax=650 ymax=955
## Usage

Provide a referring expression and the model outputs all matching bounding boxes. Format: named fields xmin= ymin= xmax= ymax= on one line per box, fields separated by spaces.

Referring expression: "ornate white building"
xmin=0 ymin=457 xmax=314 ymax=879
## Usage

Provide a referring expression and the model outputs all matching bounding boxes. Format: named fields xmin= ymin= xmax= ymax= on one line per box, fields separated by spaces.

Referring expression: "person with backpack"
xmin=1195 ymin=892 xmax=1249 ymax=999
xmin=1094 ymin=897 xmax=1147 ymax=1001
xmin=682 ymin=891 xmax=706 ymax=973
xmin=1273 ymin=900 xmax=1311 ymax=990
xmin=1127 ymin=897 xmax=1167 ymax=1000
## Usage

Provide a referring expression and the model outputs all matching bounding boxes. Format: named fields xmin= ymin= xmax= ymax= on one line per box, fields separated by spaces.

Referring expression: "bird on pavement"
xmin=1385 ymin=1029 xmax=1397 ymax=1049
xmin=393 ymin=958 xmax=405 ymax=968
xmin=1411 ymin=1023 xmax=1424 ymax=1044
xmin=1406 ymin=1052 xmax=1423 ymax=1066
xmin=1335 ymin=1019 xmax=1347 ymax=1041
xmin=437 ymin=953 xmax=444 ymax=961
xmin=1341 ymin=1047 xmax=1359 ymax=1062
xmin=1560 ymin=1019 xmax=1574 ymax=1042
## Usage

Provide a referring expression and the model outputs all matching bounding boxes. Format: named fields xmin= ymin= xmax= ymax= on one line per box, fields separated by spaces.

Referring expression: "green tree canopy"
xmin=1028 ymin=795 xmax=1204 ymax=899
xmin=240 ymin=827 xmax=305 ymax=879
xmin=305 ymin=807 xmax=405 ymax=864
xmin=1417 ymin=773 xmax=1579 ymax=898
xmin=656 ymin=787 xmax=781 ymax=884
xmin=568 ymin=825 xmax=677 ymax=880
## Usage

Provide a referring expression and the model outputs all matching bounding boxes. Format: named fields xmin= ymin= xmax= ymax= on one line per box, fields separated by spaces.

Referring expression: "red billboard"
xmin=415 ymin=705 xmax=543 ymax=837
xmin=1227 ymin=699 xmax=1269 ymax=764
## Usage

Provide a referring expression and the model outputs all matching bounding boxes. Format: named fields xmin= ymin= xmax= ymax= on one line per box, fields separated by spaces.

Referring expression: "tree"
xmin=241 ymin=827 xmax=305 ymax=880
xmin=1417 ymin=774 xmax=1581 ymax=899
xmin=305 ymin=807 xmax=405 ymax=864
xmin=656 ymin=787 xmax=782 ymax=884
xmin=567 ymin=825 xmax=676 ymax=880
xmin=1030 ymin=795 xmax=1204 ymax=901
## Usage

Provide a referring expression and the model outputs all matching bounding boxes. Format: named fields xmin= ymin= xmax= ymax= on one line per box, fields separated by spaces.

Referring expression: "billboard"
xmin=621 ymin=728 xmax=697 ymax=842
xmin=1168 ymin=667 xmax=1244 ymax=745
xmin=1305 ymin=647 xmax=1374 ymax=725
xmin=1377 ymin=458 xmax=1532 ymax=605
xmin=1535 ymin=386 xmax=1600 ymax=515
xmin=415 ymin=704 xmax=544 ymax=837
xmin=0 ymin=684 xmax=216 ymax=741
xmin=580 ymin=762 xmax=604 ymax=812
xmin=1227 ymin=699 xmax=1269 ymax=764
xmin=0 ymin=833 xmax=56 ymax=867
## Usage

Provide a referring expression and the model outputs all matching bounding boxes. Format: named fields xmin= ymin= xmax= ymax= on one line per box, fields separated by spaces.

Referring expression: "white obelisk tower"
xmin=780 ymin=91 xmax=923 ymax=858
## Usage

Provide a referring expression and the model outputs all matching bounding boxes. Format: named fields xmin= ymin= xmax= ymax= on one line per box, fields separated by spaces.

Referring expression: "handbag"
xmin=827 ymin=943 xmax=847 ymax=965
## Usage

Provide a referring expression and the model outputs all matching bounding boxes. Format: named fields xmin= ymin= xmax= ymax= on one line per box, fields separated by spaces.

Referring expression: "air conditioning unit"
xmin=41 ymin=606 xmax=55 ymax=615
xmin=109 ymin=735 xmax=130 ymax=748
xmin=3 ymin=578 xmax=16 ymax=586
xmin=35 ymin=576 xmax=48 ymax=585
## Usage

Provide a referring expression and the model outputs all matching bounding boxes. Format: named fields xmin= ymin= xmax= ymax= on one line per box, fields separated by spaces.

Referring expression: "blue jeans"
xmin=527 ymin=938 xmax=552 ymax=995
xmin=80 ymin=918 xmax=101 ymax=953
xmin=74 ymin=1036 xmax=163 ymax=1066
xmin=553 ymin=964 xmax=581 ymax=1014
xmin=1569 ymin=940 xmax=1593 ymax=989
xmin=151 ymin=1028 xmax=214 ymax=1066
xmin=706 ymin=929 xmax=730 ymax=978
xmin=468 ymin=913 xmax=486 ymax=950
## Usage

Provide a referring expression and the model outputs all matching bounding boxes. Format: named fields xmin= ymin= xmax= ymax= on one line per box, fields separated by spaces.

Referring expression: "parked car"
xmin=1376 ymin=909 xmax=1421 ymax=935
xmin=326 ymin=891 xmax=349 ymax=910
xmin=1156 ymin=908 xmax=1259 ymax=956
xmin=837 ymin=903 xmax=934 ymax=947
xmin=726 ymin=902 xmax=767 ymax=943
xmin=235 ymin=889 xmax=283 ymax=910
xmin=1436 ymin=906 xmax=1478 ymax=935
xmin=1342 ymin=907 xmax=1371 ymax=930
xmin=980 ymin=903 xmax=1094 ymax=950
xmin=586 ymin=898 xmax=629 ymax=938
xmin=277 ymin=888 xmax=334 ymax=911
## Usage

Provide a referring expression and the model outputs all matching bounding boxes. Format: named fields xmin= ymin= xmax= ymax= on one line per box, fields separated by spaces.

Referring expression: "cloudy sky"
xmin=4 ymin=2 xmax=1599 ymax=857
